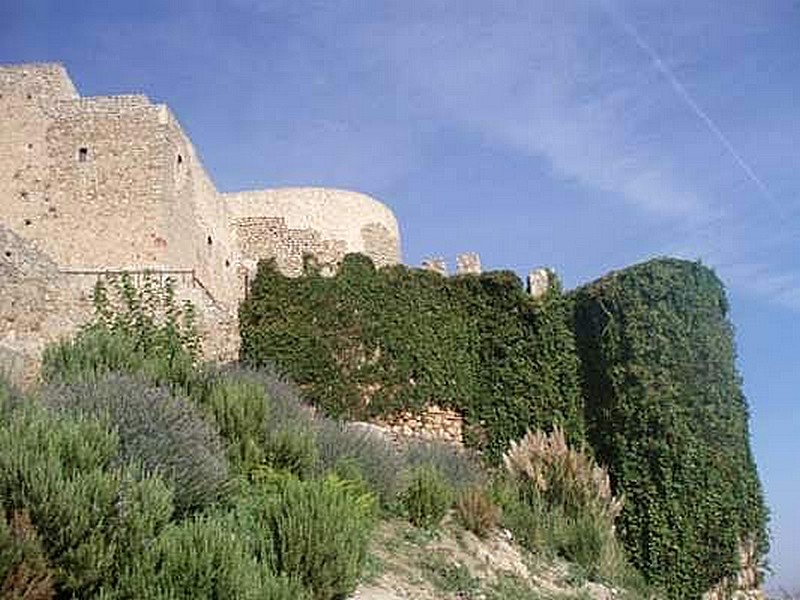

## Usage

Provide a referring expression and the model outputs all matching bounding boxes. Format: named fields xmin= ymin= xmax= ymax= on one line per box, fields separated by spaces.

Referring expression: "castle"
xmin=0 ymin=62 xmax=403 ymax=382
xmin=0 ymin=62 xmax=548 ymax=385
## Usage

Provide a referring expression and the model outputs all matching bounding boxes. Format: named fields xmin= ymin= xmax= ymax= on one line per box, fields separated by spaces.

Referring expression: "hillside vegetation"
xmin=0 ymin=274 xmax=636 ymax=598
xmin=0 ymin=258 xmax=767 ymax=598
xmin=240 ymin=256 xmax=768 ymax=598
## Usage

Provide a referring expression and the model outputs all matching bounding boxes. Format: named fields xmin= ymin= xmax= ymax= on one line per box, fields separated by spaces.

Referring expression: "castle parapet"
xmin=456 ymin=252 xmax=481 ymax=275
xmin=527 ymin=268 xmax=552 ymax=298
xmin=421 ymin=257 xmax=448 ymax=276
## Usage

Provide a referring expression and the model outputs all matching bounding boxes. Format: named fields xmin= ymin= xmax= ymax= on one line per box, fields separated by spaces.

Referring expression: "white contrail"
xmin=606 ymin=5 xmax=784 ymax=218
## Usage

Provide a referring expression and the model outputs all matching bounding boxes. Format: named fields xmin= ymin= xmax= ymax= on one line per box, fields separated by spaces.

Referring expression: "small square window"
xmin=78 ymin=147 xmax=88 ymax=162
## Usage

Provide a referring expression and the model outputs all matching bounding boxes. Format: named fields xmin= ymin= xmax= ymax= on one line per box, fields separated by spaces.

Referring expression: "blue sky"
xmin=2 ymin=0 xmax=798 ymax=590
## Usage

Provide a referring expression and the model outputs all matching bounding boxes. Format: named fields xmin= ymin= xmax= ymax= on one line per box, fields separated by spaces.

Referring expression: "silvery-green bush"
xmin=317 ymin=420 xmax=404 ymax=505
xmin=41 ymin=374 xmax=230 ymax=513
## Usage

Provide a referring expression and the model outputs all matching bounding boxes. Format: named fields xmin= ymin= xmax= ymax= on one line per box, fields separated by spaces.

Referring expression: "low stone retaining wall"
xmin=371 ymin=404 xmax=464 ymax=446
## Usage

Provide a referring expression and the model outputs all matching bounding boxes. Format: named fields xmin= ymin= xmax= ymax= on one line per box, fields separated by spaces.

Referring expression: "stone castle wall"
xmin=0 ymin=64 xmax=244 ymax=308
xmin=0 ymin=223 xmax=91 ymax=386
xmin=159 ymin=106 xmax=243 ymax=307
xmin=226 ymin=187 xmax=401 ymax=276
xmin=0 ymin=62 xmax=403 ymax=377
xmin=370 ymin=404 xmax=464 ymax=446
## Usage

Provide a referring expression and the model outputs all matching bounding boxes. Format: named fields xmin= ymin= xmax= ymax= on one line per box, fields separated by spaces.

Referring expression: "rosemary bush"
xmin=236 ymin=473 xmax=377 ymax=600
xmin=0 ymin=402 xmax=174 ymax=597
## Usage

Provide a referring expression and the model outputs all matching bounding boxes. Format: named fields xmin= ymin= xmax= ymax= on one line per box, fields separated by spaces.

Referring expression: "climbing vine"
xmin=572 ymin=258 xmax=769 ymax=598
xmin=239 ymin=255 xmax=585 ymax=460
xmin=240 ymin=254 xmax=769 ymax=597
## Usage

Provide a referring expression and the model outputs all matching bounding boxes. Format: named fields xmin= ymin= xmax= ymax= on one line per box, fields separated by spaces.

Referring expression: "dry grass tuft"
xmin=503 ymin=425 xmax=622 ymax=522
xmin=455 ymin=485 xmax=501 ymax=538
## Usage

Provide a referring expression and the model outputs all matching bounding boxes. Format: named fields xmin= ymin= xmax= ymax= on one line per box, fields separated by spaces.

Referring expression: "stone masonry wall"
xmin=1 ymin=218 xmax=241 ymax=388
xmin=0 ymin=63 xmax=404 ymax=380
xmin=1 ymin=64 xmax=403 ymax=304
xmin=226 ymin=187 xmax=402 ymax=276
xmin=38 ymin=96 xmax=168 ymax=266
xmin=0 ymin=224 xmax=91 ymax=387
xmin=456 ymin=252 xmax=482 ymax=275
xmin=160 ymin=107 xmax=243 ymax=308
xmin=58 ymin=267 xmax=241 ymax=365
xmin=0 ymin=65 xmax=77 ymax=263
xmin=371 ymin=404 xmax=464 ymax=446
xmin=0 ymin=64 xmax=243 ymax=311
xmin=236 ymin=215 xmax=347 ymax=277
xmin=0 ymin=67 xmax=170 ymax=268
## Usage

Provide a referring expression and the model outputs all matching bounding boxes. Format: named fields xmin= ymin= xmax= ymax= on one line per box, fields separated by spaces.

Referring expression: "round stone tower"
xmin=224 ymin=187 xmax=402 ymax=276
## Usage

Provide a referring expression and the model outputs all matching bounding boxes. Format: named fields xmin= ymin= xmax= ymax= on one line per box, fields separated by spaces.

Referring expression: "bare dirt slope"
xmin=351 ymin=516 xmax=620 ymax=600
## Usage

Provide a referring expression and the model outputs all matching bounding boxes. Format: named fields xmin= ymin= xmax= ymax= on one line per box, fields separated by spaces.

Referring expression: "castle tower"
xmin=0 ymin=61 xmax=406 ymax=380
xmin=224 ymin=187 xmax=402 ymax=278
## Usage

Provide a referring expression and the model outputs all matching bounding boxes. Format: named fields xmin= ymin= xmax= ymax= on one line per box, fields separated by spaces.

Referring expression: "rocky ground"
xmin=351 ymin=516 xmax=624 ymax=600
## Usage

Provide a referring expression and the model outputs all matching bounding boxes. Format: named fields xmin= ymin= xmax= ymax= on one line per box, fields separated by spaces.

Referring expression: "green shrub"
xmin=194 ymin=366 xmax=323 ymax=478
xmin=572 ymin=258 xmax=769 ymax=596
xmin=264 ymin=427 xmax=320 ymax=479
xmin=42 ymin=274 xmax=200 ymax=391
xmin=455 ymin=485 xmax=501 ymax=538
xmin=317 ymin=421 xmax=404 ymax=505
xmin=116 ymin=512 xmax=309 ymax=600
xmin=41 ymin=374 xmax=230 ymax=513
xmin=0 ymin=403 xmax=174 ymax=597
xmin=400 ymin=465 xmax=454 ymax=529
xmin=237 ymin=473 xmax=377 ymax=600
xmin=201 ymin=370 xmax=272 ymax=473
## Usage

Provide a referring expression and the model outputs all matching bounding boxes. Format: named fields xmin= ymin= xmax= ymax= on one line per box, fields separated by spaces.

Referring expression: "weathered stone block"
xmin=421 ymin=257 xmax=448 ymax=276
xmin=527 ymin=268 xmax=551 ymax=298
xmin=456 ymin=252 xmax=482 ymax=275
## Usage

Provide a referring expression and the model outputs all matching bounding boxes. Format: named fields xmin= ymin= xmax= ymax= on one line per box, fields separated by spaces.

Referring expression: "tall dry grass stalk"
xmin=503 ymin=426 xmax=622 ymax=522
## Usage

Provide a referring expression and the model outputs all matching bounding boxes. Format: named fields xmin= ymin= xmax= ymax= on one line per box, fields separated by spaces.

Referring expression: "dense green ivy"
xmin=240 ymin=255 xmax=768 ymax=596
xmin=571 ymin=258 xmax=769 ymax=598
xmin=239 ymin=255 xmax=585 ymax=460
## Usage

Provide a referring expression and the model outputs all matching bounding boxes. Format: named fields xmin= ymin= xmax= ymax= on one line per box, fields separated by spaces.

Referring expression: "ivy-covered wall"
xmin=572 ymin=258 xmax=768 ymax=598
xmin=239 ymin=254 xmax=768 ymax=597
xmin=239 ymin=255 xmax=585 ymax=460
